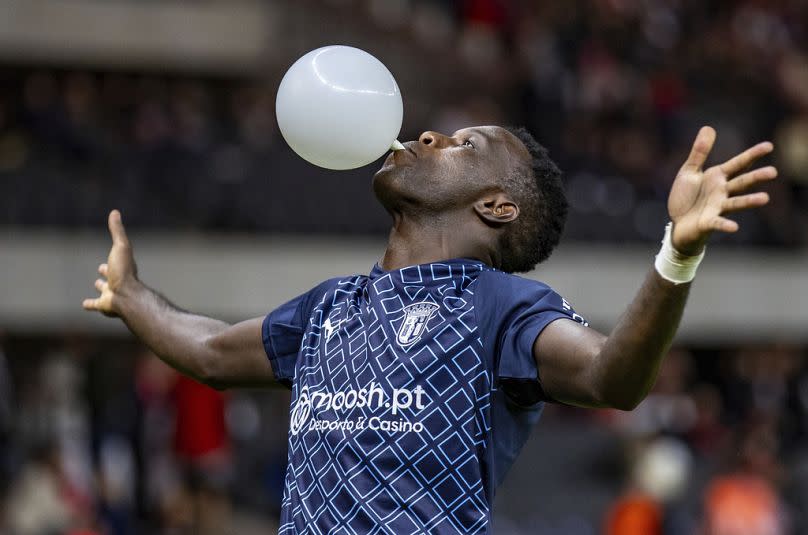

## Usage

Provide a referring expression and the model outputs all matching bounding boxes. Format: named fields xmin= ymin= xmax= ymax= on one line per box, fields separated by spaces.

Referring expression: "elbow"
xmin=197 ymin=370 xmax=229 ymax=391
xmin=195 ymin=356 xmax=229 ymax=391
xmin=200 ymin=374 xmax=228 ymax=391
xmin=609 ymin=395 xmax=644 ymax=412
xmin=595 ymin=383 xmax=649 ymax=411
xmin=591 ymin=358 xmax=655 ymax=411
xmin=196 ymin=334 xmax=233 ymax=390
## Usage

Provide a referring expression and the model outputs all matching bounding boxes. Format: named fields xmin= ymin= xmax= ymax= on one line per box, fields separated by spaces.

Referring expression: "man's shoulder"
xmin=308 ymin=275 xmax=366 ymax=303
xmin=318 ymin=274 xmax=367 ymax=289
xmin=475 ymin=269 xmax=555 ymax=294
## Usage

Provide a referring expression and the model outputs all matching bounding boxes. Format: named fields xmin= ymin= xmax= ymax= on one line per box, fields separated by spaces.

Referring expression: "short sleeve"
xmin=475 ymin=271 xmax=587 ymax=405
xmin=262 ymin=279 xmax=340 ymax=387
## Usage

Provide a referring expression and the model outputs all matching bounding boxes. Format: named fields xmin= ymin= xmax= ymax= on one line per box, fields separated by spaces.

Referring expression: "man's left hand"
xmin=667 ymin=126 xmax=777 ymax=255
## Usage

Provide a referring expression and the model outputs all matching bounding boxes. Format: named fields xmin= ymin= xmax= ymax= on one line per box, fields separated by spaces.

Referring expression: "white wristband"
xmin=654 ymin=222 xmax=705 ymax=284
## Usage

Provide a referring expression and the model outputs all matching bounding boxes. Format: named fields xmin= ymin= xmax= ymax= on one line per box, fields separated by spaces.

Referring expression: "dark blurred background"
xmin=0 ymin=0 xmax=806 ymax=534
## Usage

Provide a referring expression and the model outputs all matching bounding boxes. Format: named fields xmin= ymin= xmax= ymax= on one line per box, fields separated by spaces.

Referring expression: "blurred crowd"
xmin=597 ymin=345 xmax=808 ymax=535
xmin=1 ymin=335 xmax=807 ymax=535
xmin=1 ymin=1 xmax=806 ymax=531
xmin=417 ymin=0 xmax=808 ymax=244
xmin=0 ymin=335 xmax=291 ymax=535
xmin=1 ymin=0 xmax=806 ymax=244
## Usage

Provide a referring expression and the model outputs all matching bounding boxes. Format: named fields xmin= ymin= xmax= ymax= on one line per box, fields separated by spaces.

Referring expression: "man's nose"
xmin=419 ymin=131 xmax=451 ymax=148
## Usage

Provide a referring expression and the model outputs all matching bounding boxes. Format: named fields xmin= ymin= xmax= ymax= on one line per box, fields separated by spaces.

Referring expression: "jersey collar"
xmin=369 ymin=258 xmax=490 ymax=280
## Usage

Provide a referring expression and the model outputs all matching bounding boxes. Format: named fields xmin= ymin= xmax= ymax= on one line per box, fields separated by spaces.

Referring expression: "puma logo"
xmin=323 ymin=317 xmax=344 ymax=341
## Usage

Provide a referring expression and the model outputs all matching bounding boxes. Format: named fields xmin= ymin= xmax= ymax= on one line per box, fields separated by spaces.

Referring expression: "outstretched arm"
xmin=533 ymin=127 xmax=777 ymax=409
xmin=83 ymin=210 xmax=274 ymax=389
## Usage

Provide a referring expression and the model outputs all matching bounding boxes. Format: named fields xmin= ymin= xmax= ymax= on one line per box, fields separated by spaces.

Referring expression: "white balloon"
xmin=276 ymin=46 xmax=404 ymax=170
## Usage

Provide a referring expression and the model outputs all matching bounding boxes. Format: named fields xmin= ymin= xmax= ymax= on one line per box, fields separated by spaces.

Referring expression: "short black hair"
xmin=499 ymin=127 xmax=567 ymax=273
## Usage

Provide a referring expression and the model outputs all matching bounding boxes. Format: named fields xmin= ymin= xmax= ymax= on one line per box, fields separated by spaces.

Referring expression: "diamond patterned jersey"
xmin=262 ymin=259 xmax=585 ymax=534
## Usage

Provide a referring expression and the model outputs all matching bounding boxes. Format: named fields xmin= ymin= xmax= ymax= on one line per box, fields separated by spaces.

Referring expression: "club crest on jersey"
xmin=397 ymin=302 xmax=439 ymax=347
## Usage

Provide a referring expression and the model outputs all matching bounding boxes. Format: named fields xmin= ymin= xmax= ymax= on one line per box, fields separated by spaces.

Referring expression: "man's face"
xmin=373 ymin=125 xmax=531 ymax=213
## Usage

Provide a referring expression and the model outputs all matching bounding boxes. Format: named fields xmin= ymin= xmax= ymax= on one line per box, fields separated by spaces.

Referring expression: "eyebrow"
xmin=475 ymin=129 xmax=495 ymax=145
xmin=455 ymin=128 xmax=494 ymax=145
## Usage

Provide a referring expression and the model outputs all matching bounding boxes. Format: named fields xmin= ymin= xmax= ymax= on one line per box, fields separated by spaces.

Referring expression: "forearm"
xmin=84 ymin=210 xmax=274 ymax=389
xmin=115 ymin=279 xmax=230 ymax=384
xmin=593 ymin=269 xmax=690 ymax=409
xmin=537 ymin=128 xmax=775 ymax=410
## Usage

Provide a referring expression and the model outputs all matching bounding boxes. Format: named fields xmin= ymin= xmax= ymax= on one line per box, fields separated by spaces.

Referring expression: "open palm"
xmin=668 ymin=127 xmax=777 ymax=255
xmin=82 ymin=210 xmax=138 ymax=317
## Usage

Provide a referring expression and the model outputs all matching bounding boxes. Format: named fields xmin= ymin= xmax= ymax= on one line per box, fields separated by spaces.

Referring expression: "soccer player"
xmin=83 ymin=125 xmax=776 ymax=534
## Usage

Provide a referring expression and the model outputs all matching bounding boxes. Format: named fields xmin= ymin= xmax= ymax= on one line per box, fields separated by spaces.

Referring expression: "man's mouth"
xmin=403 ymin=141 xmax=418 ymax=158
xmin=381 ymin=141 xmax=417 ymax=168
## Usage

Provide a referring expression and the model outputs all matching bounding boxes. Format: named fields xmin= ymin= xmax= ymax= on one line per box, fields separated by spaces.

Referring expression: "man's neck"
xmin=379 ymin=211 xmax=493 ymax=271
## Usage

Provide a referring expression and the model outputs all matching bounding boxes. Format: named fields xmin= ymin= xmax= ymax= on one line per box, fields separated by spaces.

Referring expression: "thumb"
xmin=108 ymin=209 xmax=130 ymax=247
xmin=681 ymin=126 xmax=716 ymax=172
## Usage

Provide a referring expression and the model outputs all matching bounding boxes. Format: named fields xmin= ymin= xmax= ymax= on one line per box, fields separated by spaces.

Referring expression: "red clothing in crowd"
xmin=172 ymin=375 xmax=229 ymax=460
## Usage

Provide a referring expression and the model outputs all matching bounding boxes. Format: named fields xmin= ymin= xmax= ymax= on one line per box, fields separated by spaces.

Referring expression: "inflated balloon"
xmin=276 ymin=46 xmax=404 ymax=170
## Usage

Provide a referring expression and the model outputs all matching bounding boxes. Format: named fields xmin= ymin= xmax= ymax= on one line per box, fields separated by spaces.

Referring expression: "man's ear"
xmin=474 ymin=193 xmax=519 ymax=225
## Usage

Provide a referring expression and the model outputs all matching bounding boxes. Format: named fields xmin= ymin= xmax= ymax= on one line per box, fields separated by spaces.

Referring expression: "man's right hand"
xmin=82 ymin=209 xmax=140 ymax=317
xmin=79 ymin=210 xmax=273 ymax=388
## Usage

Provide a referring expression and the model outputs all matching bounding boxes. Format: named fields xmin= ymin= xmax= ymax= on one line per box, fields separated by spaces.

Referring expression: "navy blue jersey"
xmin=262 ymin=259 xmax=585 ymax=534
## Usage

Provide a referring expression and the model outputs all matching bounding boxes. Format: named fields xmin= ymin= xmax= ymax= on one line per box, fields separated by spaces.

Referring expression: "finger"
xmin=82 ymin=298 xmax=100 ymax=311
xmin=721 ymin=192 xmax=770 ymax=214
xmin=681 ymin=126 xmax=716 ymax=172
xmin=709 ymin=215 xmax=739 ymax=233
xmin=718 ymin=141 xmax=773 ymax=176
xmin=94 ymin=278 xmax=107 ymax=292
xmin=98 ymin=263 xmax=108 ymax=276
xmin=726 ymin=166 xmax=778 ymax=195
xmin=108 ymin=209 xmax=130 ymax=247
